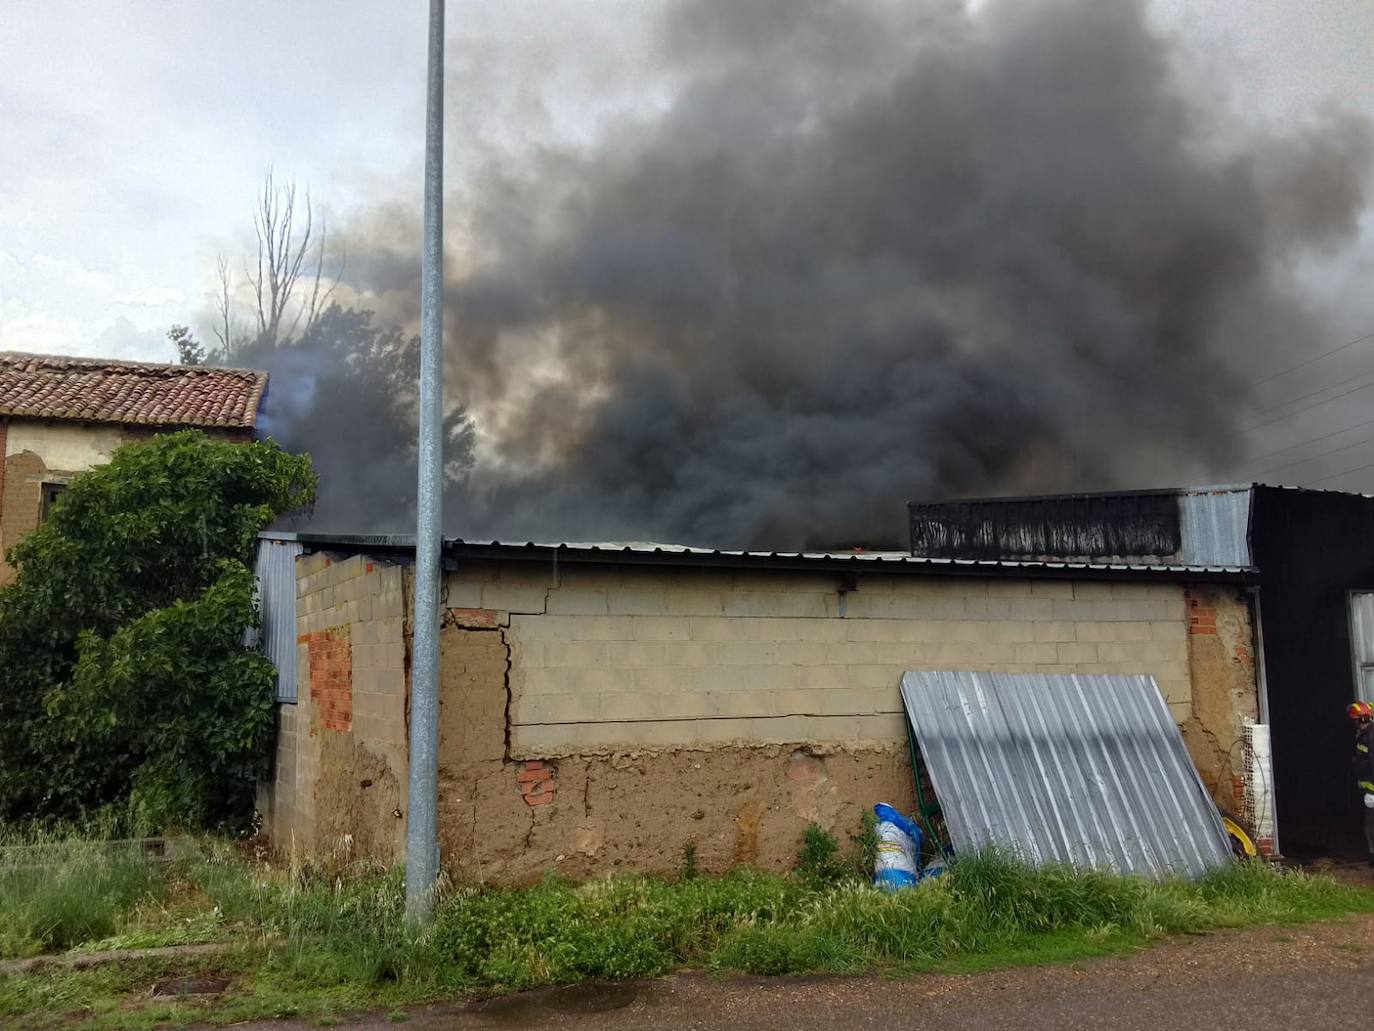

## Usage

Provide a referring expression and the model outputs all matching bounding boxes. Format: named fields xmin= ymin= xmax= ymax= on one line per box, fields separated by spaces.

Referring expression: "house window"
xmin=40 ymin=482 xmax=67 ymax=522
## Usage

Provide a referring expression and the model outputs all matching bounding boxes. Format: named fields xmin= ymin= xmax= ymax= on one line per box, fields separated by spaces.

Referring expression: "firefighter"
xmin=1352 ymin=701 xmax=1374 ymax=867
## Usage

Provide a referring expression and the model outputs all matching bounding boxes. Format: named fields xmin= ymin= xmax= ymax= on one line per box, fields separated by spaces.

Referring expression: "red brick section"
xmin=518 ymin=759 xmax=557 ymax=806
xmin=446 ymin=607 xmax=502 ymax=629
xmin=0 ymin=352 xmax=267 ymax=429
xmin=1185 ymin=590 xmax=1216 ymax=636
xmin=300 ymin=626 xmax=353 ymax=732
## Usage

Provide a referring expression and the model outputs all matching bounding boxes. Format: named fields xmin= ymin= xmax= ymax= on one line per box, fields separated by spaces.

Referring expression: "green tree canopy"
xmin=0 ymin=431 xmax=315 ymax=828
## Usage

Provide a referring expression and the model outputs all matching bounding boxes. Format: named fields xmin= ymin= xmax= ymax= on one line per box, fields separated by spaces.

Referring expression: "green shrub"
xmin=0 ymin=431 xmax=315 ymax=829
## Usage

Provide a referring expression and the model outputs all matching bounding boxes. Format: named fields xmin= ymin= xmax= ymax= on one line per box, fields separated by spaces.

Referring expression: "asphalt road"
xmin=228 ymin=908 xmax=1374 ymax=1031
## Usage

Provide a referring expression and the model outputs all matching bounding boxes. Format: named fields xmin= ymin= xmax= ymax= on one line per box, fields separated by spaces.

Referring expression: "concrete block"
xmin=982 ymin=622 xmax=1036 ymax=644
xmin=773 ymin=641 xmax=830 ymax=666
xmin=1032 ymin=580 xmax=1075 ymax=599
xmin=1008 ymin=598 xmax=1056 ymax=621
xmin=445 ymin=580 xmax=485 ymax=608
xmin=797 ymin=665 xmax=848 ymax=689
xmin=716 ymin=641 xmax=776 ymax=666
xmin=739 ymin=664 xmax=799 ymax=690
xmin=656 ymin=692 xmax=724 ymax=719
xmin=569 ymin=615 xmax=637 ymax=641
xmin=1052 ymin=599 xmax=1098 ymax=621
xmin=480 ymin=584 xmax=549 ymax=613
xmin=666 ymin=591 xmax=727 ymax=616
xmin=547 ymin=587 xmax=614 ymax=616
xmin=987 ymin=579 xmax=1034 ymax=598
xmin=632 ymin=666 xmax=695 ymax=693
xmin=821 ymin=593 xmax=860 ymax=619
xmin=1033 ymin=621 xmax=1077 ymax=643
xmin=893 ymin=620 xmax=945 ymax=643
xmin=1160 ymin=679 xmax=1192 ymax=706
xmin=1095 ymin=641 xmax=1131 ymax=663
xmin=873 ymin=641 xmax=934 ymax=665
xmin=494 ymin=562 xmax=557 ymax=587
xmin=1071 ymin=581 xmax=1114 ymax=600
xmin=731 ymin=571 xmax=796 ymax=593
xmin=826 ymin=641 xmax=878 ymax=665
xmin=1112 ymin=622 xmax=1153 ymax=642
xmin=519 ymin=667 xmax=575 ymax=696
xmin=544 ymin=641 xmax=607 ymax=668
xmin=969 ymin=597 xmax=1013 ymax=621
xmin=690 ymin=667 xmax=746 ymax=692
xmin=606 ymin=641 xmax=666 ymax=667
xmin=662 ymin=641 xmax=717 ymax=666
xmin=852 ymin=712 xmax=907 ymax=741
xmin=722 ymin=592 xmax=790 ymax=618
xmin=790 ymin=618 xmax=847 ymax=641
xmin=689 ymin=718 xmax=754 ymax=744
xmin=509 ymin=615 xmax=574 ymax=641
xmin=686 ymin=616 xmax=733 ymax=641
xmin=1014 ymin=642 xmax=1060 ymax=664
xmin=1149 ymin=620 xmax=1182 ymax=641
xmin=786 ymin=573 xmax=848 ymax=594
xmin=847 ymin=664 xmax=906 ymax=688
xmin=632 ymin=616 xmax=690 ymax=641
xmin=513 ymin=640 xmax=546 ymax=668
xmin=1056 ymin=641 xmax=1099 ymax=665
xmin=846 ymin=619 xmax=903 ymax=642
xmin=607 ymin=590 xmax=670 ymax=616
xmin=515 ymin=693 xmax=600 ymax=724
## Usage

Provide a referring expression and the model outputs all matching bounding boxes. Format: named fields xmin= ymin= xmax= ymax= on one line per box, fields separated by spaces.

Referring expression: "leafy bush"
xmin=0 ymin=431 xmax=315 ymax=829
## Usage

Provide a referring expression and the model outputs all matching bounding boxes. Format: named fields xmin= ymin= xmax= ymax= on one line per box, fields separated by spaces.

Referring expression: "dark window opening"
xmin=40 ymin=482 xmax=67 ymax=522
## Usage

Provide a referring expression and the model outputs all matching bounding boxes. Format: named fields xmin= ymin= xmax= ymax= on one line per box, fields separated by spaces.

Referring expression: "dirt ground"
xmin=222 ymin=896 xmax=1374 ymax=1031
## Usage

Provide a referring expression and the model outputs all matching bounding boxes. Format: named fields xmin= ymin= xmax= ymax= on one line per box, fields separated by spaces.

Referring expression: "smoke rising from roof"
xmin=276 ymin=0 xmax=1372 ymax=548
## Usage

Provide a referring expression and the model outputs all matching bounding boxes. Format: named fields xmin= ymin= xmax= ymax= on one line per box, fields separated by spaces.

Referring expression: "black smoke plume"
xmin=265 ymin=0 xmax=1372 ymax=548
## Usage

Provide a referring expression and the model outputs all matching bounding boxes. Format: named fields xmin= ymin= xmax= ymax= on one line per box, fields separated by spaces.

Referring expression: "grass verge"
xmin=2 ymin=841 xmax=1373 ymax=1030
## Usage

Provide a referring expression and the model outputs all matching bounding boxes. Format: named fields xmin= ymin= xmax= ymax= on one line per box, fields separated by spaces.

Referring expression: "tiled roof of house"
xmin=0 ymin=352 xmax=268 ymax=429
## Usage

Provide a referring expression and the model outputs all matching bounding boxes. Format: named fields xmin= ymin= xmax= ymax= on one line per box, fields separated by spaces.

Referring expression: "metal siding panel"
xmin=254 ymin=538 xmax=302 ymax=703
xmin=1350 ymin=592 xmax=1374 ymax=666
xmin=1178 ymin=488 xmax=1252 ymax=568
xmin=901 ymin=671 xmax=1232 ymax=878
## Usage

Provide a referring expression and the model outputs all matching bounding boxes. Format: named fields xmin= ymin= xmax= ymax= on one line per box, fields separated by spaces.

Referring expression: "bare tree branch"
xmin=212 ymin=253 xmax=238 ymax=360
xmin=242 ymin=170 xmax=334 ymax=349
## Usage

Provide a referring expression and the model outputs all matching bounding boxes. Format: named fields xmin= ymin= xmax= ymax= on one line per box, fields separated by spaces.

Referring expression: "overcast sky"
xmin=3 ymin=0 xmax=1374 ymax=489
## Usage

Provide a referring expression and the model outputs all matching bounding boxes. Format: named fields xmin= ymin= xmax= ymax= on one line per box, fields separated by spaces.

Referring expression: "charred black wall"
xmin=1251 ymin=486 xmax=1374 ymax=854
xmin=909 ymin=491 xmax=1181 ymax=562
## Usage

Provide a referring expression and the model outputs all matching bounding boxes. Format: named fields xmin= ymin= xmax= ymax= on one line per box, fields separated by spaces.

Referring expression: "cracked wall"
xmin=257 ymin=552 xmax=409 ymax=863
xmin=1180 ymin=586 xmax=1260 ymax=816
xmin=263 ymin=551 xmax=1262 ymax=876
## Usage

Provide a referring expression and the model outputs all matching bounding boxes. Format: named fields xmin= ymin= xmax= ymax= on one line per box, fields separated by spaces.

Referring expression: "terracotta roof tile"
xmin=0 ymin=352 xmax=268 ymax=430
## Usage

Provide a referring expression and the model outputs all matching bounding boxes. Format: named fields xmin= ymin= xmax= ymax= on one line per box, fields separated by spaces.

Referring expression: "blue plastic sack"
xmin=873 ymin=802 xmax=923 ymax=891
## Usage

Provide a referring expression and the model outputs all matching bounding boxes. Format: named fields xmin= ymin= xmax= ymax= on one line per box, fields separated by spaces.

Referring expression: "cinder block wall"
xmin=459 ymin=564 xmax=1196 ymax=753
xmin=266 ymin=554 xmax=1258 ymax=879
xmin=259 ymin=552 xmax=409 ymax=862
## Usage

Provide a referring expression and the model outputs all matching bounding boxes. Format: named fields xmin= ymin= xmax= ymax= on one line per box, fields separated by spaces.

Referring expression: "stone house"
xmin=0 ymin=351 xmax=268 ymax=583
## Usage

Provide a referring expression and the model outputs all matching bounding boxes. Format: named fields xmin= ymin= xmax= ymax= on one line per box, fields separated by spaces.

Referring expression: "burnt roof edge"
xmin=260 ymin=532 xmax=1254 ymax=583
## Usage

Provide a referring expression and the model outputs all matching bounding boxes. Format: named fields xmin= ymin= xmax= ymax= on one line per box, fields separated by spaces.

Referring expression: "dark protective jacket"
xmin=1357 ymin=722 xmax=1374 ymax=794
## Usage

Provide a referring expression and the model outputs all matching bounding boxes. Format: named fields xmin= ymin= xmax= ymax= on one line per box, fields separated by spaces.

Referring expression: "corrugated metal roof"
xmin=900 ymin=670 xmax=1233 ymax=878
xmin=1177 ymin=485 xmax=1252 ymax=568
xmin=259 ymin=532 xmax=1249 ymax=576
xmin=253 ymin=537 xmax=302 ymax=702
